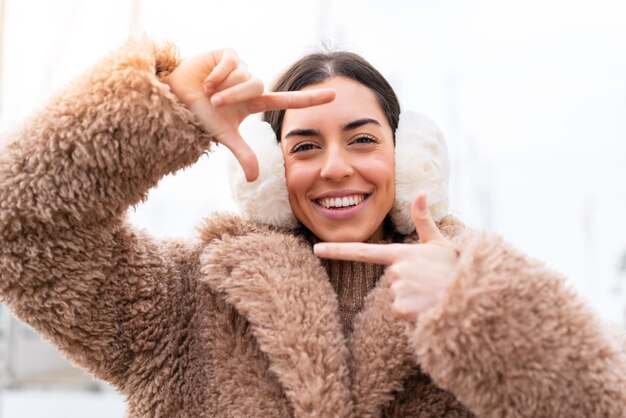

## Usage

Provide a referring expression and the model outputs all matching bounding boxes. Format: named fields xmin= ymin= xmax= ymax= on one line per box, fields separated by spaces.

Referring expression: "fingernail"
xmin=417 ymin=195 xmax=427 ymax=211
xmin=211 ymin=94 xmax=223 ymax=107
xmin=203 ymin=80 xmax=213 ymax=89
xmin=313 ymin=243 xmax=327 ymax=255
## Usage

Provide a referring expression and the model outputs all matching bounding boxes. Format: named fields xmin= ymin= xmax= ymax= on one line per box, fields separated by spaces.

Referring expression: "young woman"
xmin=0 ymin=38 xmax=624 ymax=417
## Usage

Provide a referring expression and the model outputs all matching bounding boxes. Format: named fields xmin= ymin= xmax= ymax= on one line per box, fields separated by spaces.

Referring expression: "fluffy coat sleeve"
xmin=409 ymin=229 xmax=626 ymax=417
xmin=0 ymin=38 xmax=212 ymax=392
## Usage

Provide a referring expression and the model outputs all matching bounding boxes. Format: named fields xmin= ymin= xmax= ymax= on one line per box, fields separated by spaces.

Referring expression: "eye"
xmin=291 ymin=141 xmax=319 ymax=153
xmin=351 ymin=134 xmax=379 ymax=145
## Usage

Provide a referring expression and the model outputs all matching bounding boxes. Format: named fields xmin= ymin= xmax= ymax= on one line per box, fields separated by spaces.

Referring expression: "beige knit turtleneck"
xmin=321 ymin=258 xmax=386 ymax=335
xmin=299 ymin=218 xmax=399 ymax=337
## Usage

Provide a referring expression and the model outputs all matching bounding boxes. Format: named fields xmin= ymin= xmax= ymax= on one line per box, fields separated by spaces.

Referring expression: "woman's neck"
xmin=366 ymin=223 xmax=385 ymax=243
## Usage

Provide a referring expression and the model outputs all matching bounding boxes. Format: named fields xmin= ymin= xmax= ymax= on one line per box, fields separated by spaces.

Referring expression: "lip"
xmin=311 ymin=189 xmax=371 ymax=200
xmin=312 ymin=193 xmax=371 ymax=220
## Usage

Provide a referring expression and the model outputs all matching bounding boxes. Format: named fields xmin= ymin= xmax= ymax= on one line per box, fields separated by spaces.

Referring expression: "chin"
xmin=312 ymin=226 xmax=373 ymax=243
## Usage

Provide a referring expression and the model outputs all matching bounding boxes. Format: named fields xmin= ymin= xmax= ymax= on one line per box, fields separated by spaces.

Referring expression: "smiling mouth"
xmin=315 ymin=194 xmax=371 ymax=209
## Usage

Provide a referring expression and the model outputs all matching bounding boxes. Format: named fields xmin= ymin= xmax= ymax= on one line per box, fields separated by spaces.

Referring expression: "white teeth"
xmin=318 ymin=194 xmax=367 ymax=209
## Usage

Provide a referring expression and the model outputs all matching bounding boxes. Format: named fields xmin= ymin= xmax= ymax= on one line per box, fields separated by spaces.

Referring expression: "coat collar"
xmin=348 ymin=280 xmax=420 ymax=417
xmin=198 ymin=215 xmax=354 ymax=417
xmin=196 ymin=214 xmax=464 ymax=417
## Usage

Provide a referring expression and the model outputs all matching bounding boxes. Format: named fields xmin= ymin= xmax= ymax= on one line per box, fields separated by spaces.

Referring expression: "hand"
xmin=313 ymin=194 xmax=459 ymax=322
xmin=166 ymin=49 xmax=335 ymax=181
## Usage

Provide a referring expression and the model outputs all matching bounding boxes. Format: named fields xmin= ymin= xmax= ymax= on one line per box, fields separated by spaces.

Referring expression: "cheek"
xmin=284 ymin=161 xmax=318 ymax=201
xmin=357 ymin=151 xmax=395 ymax=191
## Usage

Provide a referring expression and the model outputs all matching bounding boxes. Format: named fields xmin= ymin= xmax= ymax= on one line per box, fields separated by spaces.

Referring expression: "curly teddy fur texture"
xmin=1 ymin=38 xmax=625 ymax=417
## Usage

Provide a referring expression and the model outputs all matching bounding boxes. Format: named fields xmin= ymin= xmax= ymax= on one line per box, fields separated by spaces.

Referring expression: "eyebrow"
xmin=283 ymin=128 xmax=320 ymax=139
xmin=283 ymin=118 xmax=382 ymax=140
xmin=342 ymin=118 xmax=381 ymax=131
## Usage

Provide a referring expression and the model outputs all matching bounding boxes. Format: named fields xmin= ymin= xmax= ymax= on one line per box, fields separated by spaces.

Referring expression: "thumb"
xmin=219 ymin=130 xmax=259 ymax=182
xmin=411 ymin=193 xmax=444 ymax=243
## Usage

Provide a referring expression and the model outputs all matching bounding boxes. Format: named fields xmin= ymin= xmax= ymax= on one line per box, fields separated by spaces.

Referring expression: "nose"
xmin=320 ymin=146 xmax=354 ymax=181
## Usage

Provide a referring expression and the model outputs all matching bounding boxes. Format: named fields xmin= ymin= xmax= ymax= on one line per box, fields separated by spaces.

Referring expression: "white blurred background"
xmin=0 ymin=0 xmax=625 ymax=416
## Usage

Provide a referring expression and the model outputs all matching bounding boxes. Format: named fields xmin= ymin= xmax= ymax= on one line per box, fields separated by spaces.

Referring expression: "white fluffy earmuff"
xmin=227 ymin=111 xmax=450 ymax=234
xmin=227 ymin=121 xmax=300 ymax=229
xmin=390 ymin=111 xmax=450 ymax=233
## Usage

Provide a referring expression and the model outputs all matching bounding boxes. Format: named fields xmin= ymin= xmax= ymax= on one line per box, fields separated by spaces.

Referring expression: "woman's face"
xmin=281 ymin=76 xmax=395 ymax=242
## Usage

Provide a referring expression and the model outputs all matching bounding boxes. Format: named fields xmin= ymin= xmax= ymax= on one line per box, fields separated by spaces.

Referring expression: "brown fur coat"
xmin=1 ymin=38 xmax=625 ymax=417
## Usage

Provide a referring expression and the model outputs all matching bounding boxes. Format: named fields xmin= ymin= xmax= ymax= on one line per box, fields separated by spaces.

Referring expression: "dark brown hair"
xmin=263 ymin=51 xmax=400 ymax=142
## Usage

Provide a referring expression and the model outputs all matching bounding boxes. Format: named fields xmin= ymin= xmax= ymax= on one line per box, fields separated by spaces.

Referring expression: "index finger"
xmin=246 ymin=89 xmax=336 ymax=113
xmin=313 ymin=242 xmax=403 ymax=265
